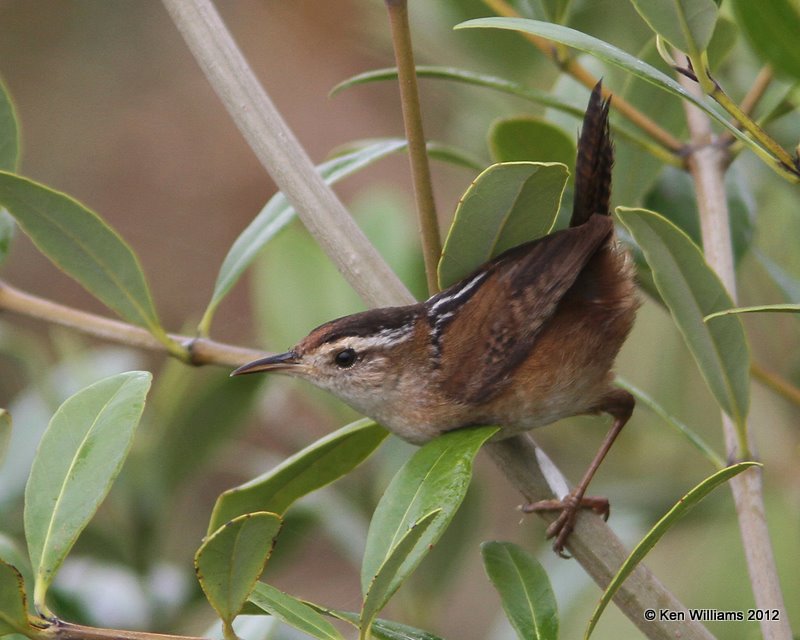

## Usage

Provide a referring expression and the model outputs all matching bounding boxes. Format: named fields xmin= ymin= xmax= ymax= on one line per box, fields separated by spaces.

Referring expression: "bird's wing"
xmin=431 ymin=214 xmax=613 ymax=405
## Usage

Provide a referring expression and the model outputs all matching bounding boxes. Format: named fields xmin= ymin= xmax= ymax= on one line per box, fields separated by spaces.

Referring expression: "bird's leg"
xmin=524 ymin=388 xmax=634 ymax=557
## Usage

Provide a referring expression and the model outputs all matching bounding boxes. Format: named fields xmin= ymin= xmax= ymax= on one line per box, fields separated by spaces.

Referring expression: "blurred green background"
xmin=0 ymin=1 xmax=798 ymax=638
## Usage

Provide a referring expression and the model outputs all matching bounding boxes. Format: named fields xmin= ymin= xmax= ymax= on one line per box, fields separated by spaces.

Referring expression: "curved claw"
xmin=522 ymin=494 xmax=611 ymax=557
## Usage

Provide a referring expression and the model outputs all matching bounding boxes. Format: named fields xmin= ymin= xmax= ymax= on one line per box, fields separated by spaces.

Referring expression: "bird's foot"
xmin=522 ymin=494 xmax=610 ymax=558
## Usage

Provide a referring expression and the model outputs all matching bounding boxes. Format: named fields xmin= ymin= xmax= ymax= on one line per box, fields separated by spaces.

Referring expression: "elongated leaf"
xmin=333 ymin=66 xmax=665 ymax=160
xmin=24 ymin=371 xmax=151 ymax=610
xmin=248 ymin=582 xmax=345 ymax=640
xmin=0 ymin=559 xmax=30 ymax=636
xmin=618 ymin=208 xmax=750 ymax=428
xmin=585 ymin=462 xmax=760 ymax=639
xmin=199 ymin=139 xmax=408 ymax=334
xmin=316 ymin=607 xmax=443 ymax=640
xmin=489 ymin=117 xmax=576 ymax=169
xmin=615 ymin=377 xmax=724 ymax=468
xmin=481 ymin=542 xmax=558 ymax=640
xmin=332 ymin=66 xmax=585 ymax=116
xmin=209 ymin=419 xmax=388 ymax=534
xmin=196 ymin=512 xmax=282 ymax=625
xmin=425 ymin=142 xmax=484 ymax=171
xmin=438 ymin=163 xmax=567 ymax=288
xmin=0 ymin=173 xmax=168 ymax=341
xmin=361 ymin=511 xmax=439 ymax=636
xmin=630 ymin=0 xmax=718 ymax=54
xmin=454 ymin=18 xmax=775 ymax=164
xmin=705 ymin=304 xmax=800 ymax=321
xmin=361 ymin=426 xmax=498 ymax=598
xmin=730 ymin=0 xmax=800 ymax=81
xmin=0 ymin=410 xmax=9 ymax=468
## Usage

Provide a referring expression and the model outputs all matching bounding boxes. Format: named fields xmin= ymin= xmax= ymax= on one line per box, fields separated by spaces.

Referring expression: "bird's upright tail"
xmin=570 ymin=81 xmax=613 ymax=228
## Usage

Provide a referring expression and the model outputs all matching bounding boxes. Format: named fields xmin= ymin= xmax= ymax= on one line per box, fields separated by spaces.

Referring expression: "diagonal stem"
xmin=385 ymin=0 xmax=442 ymax=295
xmin=161 ymin=0 xmax=414 ymax=310
xmin=678 ymin=62 xmax=792 ymax=640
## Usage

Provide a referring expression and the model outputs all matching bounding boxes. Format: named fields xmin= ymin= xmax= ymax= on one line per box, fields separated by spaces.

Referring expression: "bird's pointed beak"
xmin=231 ymin=351 xmax=300 ymax=376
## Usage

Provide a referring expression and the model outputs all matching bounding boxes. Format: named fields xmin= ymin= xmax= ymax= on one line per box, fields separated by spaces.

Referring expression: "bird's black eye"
xmin=334 ymin=348 xmax=357 ymax=368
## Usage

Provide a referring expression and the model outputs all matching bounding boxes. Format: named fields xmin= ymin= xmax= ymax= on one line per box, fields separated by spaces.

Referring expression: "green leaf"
xmin=316 ymin=608 xmax=443 ymax=640
xmin=24 ymin=371 xmax=152 ymax=611
xmin=425 ymin=141 xmax=484 ymax=172
xmin=489 ymin=117 xmax=576 ymax=170
xmin=0 ymin=560 xmax=31 ymax=636
xmin=364 ymin=619 xmax=443 ymax=640
xmin=584 ymin=462 xmax=760 ymax=639
xmin=630 ymin=0 xmax=718 ymax=54
xmin=248 ymin=582 xmax=345 ymax=640
xmin=332 ymin=67 xmax=585 ymax=116
xmin=0 ymin=78 xmax=19 ymax=172
xmin=209 ymin=419 xmax=388 ymax=534
xmin=333 ymin=66 xmax=665 ymax=162
xmin=438 ymin=163 xmax=567 ymax=288
xmin=0 ymin=173 xmax=169 ymax=343
xmin=454 ymin=18 xmax=775 ymax=164
xmin=0 ymin=410 xmax=9 ymax=468
xmin=705 ymin=304 xmax=800 ymax=321
xmin=360 ymin=511 xmax=439 ymax=638
xmin=481 ymin=542 xmax=558 ymax=640
xmin=198 ymin=139 xmax=408 ymax=335
xmin=195 ymin=512 xmax=282 ymax=626
xmin=361 ymin=426 xmax=498 ymax=598
xmin=615 ymin=377 xmax=724 ymax=468
xmin=730 ymin=0 xmax=800 ymax=81
xmin=617 ymin=208 xmax=750 ymax=429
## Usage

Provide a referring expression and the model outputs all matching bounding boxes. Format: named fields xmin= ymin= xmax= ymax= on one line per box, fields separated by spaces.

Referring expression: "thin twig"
xmin=161 ymin=0 xmax=414 ymax=310
xmin=480 ymin=0 xmax=684 ymax=153
xmin=0 ymin=281 xmax=262 ymax=368
xmin=678 ymin=61 xmax=792 ymax=640
xmin=685 ymin=55 xmax=797 ymax=178
xmin=41 ymin=621 xmax=205 ymax=640
xmin=385 ymin=0 xmax=442 ymax=295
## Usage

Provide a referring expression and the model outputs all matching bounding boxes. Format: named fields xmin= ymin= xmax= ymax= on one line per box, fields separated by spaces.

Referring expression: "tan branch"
xmin=679 ymin=62 xmax=792 ymax=640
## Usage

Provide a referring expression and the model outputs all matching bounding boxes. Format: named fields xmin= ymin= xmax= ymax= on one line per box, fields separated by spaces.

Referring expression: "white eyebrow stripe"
xmin=335 ymin=325 xmax=416 ymax=350
xmin=429 ymin=271 xmax=488 ymax=315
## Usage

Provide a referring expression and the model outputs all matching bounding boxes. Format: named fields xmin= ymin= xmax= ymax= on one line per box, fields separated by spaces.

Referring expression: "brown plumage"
xmin=232 ymin=81 xmax=638 ymax=556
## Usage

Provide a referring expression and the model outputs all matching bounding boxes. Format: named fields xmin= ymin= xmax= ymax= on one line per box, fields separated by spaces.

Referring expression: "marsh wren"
xmin=233 ymin=83 xmax=638 ymax=556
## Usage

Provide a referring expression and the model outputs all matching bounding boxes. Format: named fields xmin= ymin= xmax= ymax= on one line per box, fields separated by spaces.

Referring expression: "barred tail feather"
xmin=570 ymin=81 xmax=613 ymax=228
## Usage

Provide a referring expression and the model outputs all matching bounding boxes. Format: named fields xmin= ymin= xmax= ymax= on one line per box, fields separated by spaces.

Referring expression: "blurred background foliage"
xmin=0 ymin=1 xmax=798 ymax=638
